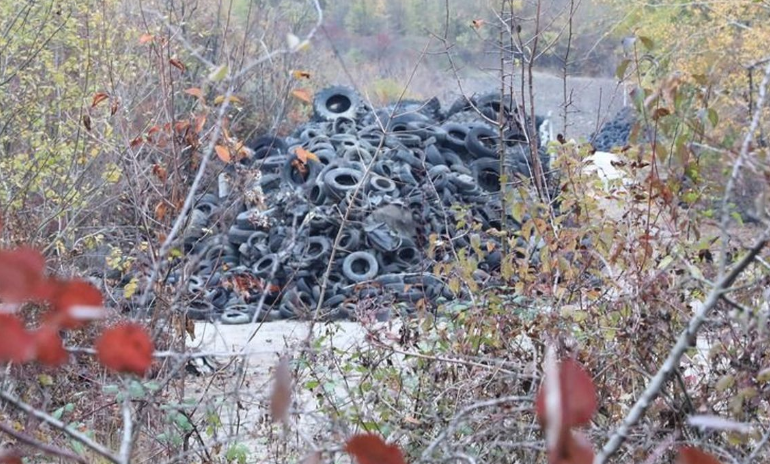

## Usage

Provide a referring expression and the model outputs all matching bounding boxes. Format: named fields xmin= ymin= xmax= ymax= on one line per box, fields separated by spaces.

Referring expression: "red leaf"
xmin=33 ymin=327 xmax=68 ymax=366
xmin=96 ymin=322 xmax=154 ymax=376
xmin=169 ymin=58 xmax=186 ymax=72
xmin=130 ymin=136 xmax=144 ymax=148
xmin=678 ymin=447 xmax=722 ymax=464
xmin=291 ymin=88 xmax=312 ymax=104
xmin=47 ymin=279 xmax=104 ymax=329
xmin=535 ymin=358 xmax=597 ymax=428
xmin=0 ymin=247 xmax=46 ymax=304
xmin=555 ymin=431 xmax=594 ymax=464
xmin=345 ymin=434 xmax=406 ymax=464
xmin=91 ymin=92 xmax=109 ymax=108
xmin=0 ymin=315 xmax=35 ymax=363
xmin=0 ymin=450 xmax=22 ymax=464
xmin=270 ymin=357 xmax=292 ymax=422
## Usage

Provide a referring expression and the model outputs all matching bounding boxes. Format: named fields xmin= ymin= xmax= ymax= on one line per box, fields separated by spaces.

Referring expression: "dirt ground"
xmin=450 ymin=69 xmax=627 ymax=138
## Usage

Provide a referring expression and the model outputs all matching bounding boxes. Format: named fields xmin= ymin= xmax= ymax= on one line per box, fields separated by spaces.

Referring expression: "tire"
xmin=439 ymin=122 xmax=471 ymax=153
xmin=282 ymin=153 xmax=322 ymax=188
xmin=471 ymin=158 xmax=501 ymax=192
xmin=342 ymin=251 xmax=379 ymax=282
xmin=220 ymin=307 xmax=253 ymax=325
xmin=323 ymin=167 xmax=363 ymax=201
xmin=313 ymin=86 xmax=362 ymax=122
xmin=446 ymin=95 xmax=474 ymax=118
xmin=466 ymin=125 xmax=500 ymax=159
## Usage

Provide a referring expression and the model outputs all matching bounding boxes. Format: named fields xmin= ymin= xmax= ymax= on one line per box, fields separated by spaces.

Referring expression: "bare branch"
xmin=0 ymin=389 xmax=120 ymax=464
xmin=594 ymin=233 xmax=769 ymax=463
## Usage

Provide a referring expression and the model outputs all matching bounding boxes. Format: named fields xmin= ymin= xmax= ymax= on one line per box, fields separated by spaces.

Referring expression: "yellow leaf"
xmin=292 ymin=70 xmax=311 ymax=79
xmin=291 ymin=88 xmax=312 ymax=104
xmin=215 ymin=145 xmax=231 ymax=163
xmin=123 ymin=277 xmax=139 ymax=299
xmin=213 ymin=95 xmax=243 ymax=105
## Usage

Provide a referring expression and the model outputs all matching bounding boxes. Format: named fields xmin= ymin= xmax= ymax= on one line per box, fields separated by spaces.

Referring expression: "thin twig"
xmin=594 ymin=233 xmax=769 ymax=463
xmin=0 ymin=390 xmax=119 ymax=464
xmin=0 ymin=420 xmax=87 ymax=464
xmin=718 ymin=60 xmax=770 ymax=276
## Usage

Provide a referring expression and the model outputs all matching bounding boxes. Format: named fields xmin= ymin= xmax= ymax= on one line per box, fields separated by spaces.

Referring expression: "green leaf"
xmin=103 ymin=384 xmax=120 ymax=395
xmin=616 ymin=59 xmax=631 ymax=80
xmin=638 ymin=35 xmax=654 ymax=50
xmin=208 ymin=64 xmax=228 ymax=82
xmin=707 ymin=108 xmax=719 ymax=128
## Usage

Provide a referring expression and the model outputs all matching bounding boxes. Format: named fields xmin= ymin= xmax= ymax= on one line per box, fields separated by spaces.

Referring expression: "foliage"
xmin=598 ymin=0 xmax=770 ymax=131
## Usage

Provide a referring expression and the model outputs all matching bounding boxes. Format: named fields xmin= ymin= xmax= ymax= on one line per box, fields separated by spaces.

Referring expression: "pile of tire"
xmin=589 ymin=106 xmax=637 ymax=151
xmin=178 ymin=86 xmax=553 ymax=324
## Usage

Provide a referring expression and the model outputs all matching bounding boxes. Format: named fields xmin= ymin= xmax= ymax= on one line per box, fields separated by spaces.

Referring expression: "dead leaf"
xmin=292 ymin=70 xmax=311 ymax=79
xmin=139 ymin=34 xmax=154 ymax=45
xmin=154 ymin=202 xmax=167 ymax=221
xmin=345 ymin=434 xmax=406 ymax=464
xmin=214 ymin=145 xmax=231 ymax=163
xmin=678 ymin=447 xmax=722 ymax=464
xmin=652 ymin=107 xmax=671 ymax=121
xmin=184 ymin=87 xmax=203 ymax=100
xmin=185 ymin=318 xmax=195 ymax=341
xmin=82 ymin=114 xmax=92 ymax=132
xmin=91 ymin=92 xmax=109 ymax=108
xmin=174 ymin=120 xmax=190 ymax=134
xmin=295 ymin=147 xmax=319 ymax=164
xmin=291 ymin=88 xmax=312 ymax=104
xmin=194 ymin=115 xmax=207 ymax=133
xmin=110 ymin=98 xmax=119 ymax=115
xmin=169 ymin=58 xmax=186 ymax=72
xmin=152 ymin=164 xmax=168 ymax=183
xmin=270 ymin=357 xmax=292 ymax=422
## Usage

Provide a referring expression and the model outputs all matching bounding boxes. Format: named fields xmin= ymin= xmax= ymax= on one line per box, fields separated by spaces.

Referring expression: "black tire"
xmin=445 ymin=95 xmax=474 ymax=118
xmin=323 ymin=167 xmax=363 ymax=201
xmin=342 ymin=251 xmax=379 ymax=282
xmin=282 ymin=153 xmax=322 ymax=188
xmin=368 ymin=175 xmax=397 ymax=195
xmin=471 ymin=158 xmax=501 ymax=192
xmin=466 ymin=125 xmax=500 ymax=159
xmin=253 ymin=253 xmax=280 ymax=277
xmin=247 ymin=135 xmax=287 ymax=158
xmin=228 ymin=225 xmax=257 ymax=246
xmin=220 ymin=307 xmax=253 ymax=325
xmin=440 ymin=122 xmax=471 ymax=154
xmin=313 ymin=86 xmax=362 ymax=122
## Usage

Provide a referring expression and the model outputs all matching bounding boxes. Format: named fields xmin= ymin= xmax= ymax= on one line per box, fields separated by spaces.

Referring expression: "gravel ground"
xmin=449 ymin=69 xmax=627 ymax=139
